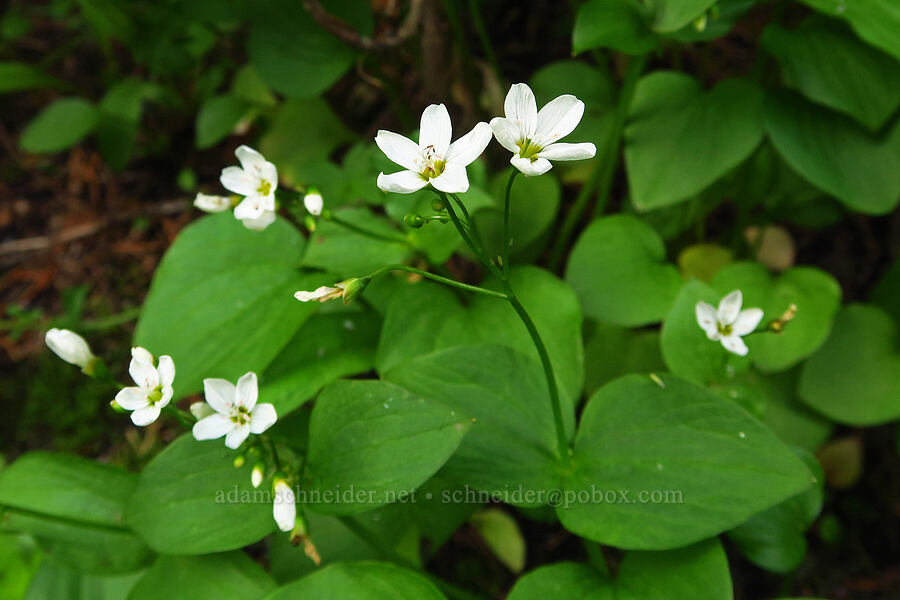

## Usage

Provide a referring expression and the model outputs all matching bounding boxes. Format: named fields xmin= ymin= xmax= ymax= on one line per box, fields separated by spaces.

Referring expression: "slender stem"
xmin=448 ymin=194 xmax=488 ymax=256
xmin=367 ymin=264 xmax=508 ymax=300
xmin=548 ymin=54 xmax=647 ymax=272
xmin=501 ymin=170 xmax=518 ymax=275
xmin=329 ymin=213 xmax=409 ymax=245
xmin=440 ymin=193 xmax=504 ymax=280
xmin=80 ymin=307 xmax=142 ymax=331
xmin=266 ymin=436 xmax=283 ymax=473
xmin=163 ymin=405 xmax=193 ymax=429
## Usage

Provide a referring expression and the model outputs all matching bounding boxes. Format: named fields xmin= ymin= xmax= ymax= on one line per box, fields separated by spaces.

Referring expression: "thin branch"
xmin=301 ymin=0 xmax=424 ymax=51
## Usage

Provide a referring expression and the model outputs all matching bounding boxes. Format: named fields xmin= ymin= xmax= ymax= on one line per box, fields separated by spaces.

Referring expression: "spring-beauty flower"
xmin=695 ymin=290 xmax=763 ymax=356
xmin=273 ymin=477 xmax=296 ymax=532
xmin=45 ymin=328 xmax=96 ymax=371
xmin=490 ymin=83 xmax=597 ymax=176
xmin=192 ymin=372 xmax=277 ymax=449
xmin=375 ymin=104 xmax=492 ymax=194
xmin=193 ymin=193 xmax=231 ymax=213
xmin=220 ymin=145 xmax=278 ymax=230
xmin=114 ymin=347 xmax=175 ymax=426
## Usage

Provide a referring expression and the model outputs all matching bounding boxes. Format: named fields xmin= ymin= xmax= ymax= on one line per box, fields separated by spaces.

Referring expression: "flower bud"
xmin=109 ymin=399 xmax=128 ymax=413
xmin=251 ymin=463 xmax=264 ymax=488
xmin=273 ymin=478 xmax=297 ymax=533
xmin=193 ymin=193 xmax=231 ymax=213
xmin=431 ymin=198 xmax=445 ymax=211
xmin=341 ymin=277 xmax=369 ymax=306
xmin=189 ymin=401 xmax=215 ymax=420
xmin=45 ymin=329 xmax=96 ymax=372
xmin=304 ymin=215 xmax=317 ymax=232
xmin=233 ymin=455 xmax=246 ymax=468
xmin=404 ymin=214 xmax=426 ymax=228
xmin=303 ymin=188 xmax=323 ymax=216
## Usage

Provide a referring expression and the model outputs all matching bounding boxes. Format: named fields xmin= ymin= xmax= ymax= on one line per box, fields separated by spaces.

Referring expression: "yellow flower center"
xmin=419 ymin=145 xmax=446 ymax=180
xmin=230 ymin=405 xmax=251 ymax=425
xmin=516 ymin=138 xmax=543 ymax=161
xmin=147 ymin=386 xmax=163 ymax=405
xmin=717 ymin=322 xmax=733 ymax=336
xmin=257 ymin=180 xmax=272 ymax=196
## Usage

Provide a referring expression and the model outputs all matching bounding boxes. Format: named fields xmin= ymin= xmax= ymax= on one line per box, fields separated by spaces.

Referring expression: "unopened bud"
xmin=431 ymin=198 xmax=445 ymax=211
xmin=233 ymin=455 xmax=246 ymax=468
xmin=769 ymin=304 xmax=798 ymax=333
xmin=304 ymin=214 xmax=316 ymax=232
xmin=404 ymin=213 xmax=426 ymax=228
xmin=251 ymin=463 xmax=264 ymax=488
xmin=189 ymin=401 xmax=214 ymax=420
xmin=303 ymin=188 xmax=323 ymax=216
xmin=693 ymin=13 xmax=707 ymax=31
xmin=341 ymin=277 xmax=369 ymax=305
xmin=110 ymin=399 xmax=128 ymax=413
xmin=45 ymin=328 xmax=96 ymax=371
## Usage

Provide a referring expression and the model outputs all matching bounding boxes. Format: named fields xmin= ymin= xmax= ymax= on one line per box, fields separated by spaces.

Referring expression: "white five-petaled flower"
xmin=294 ymin=283 xmax=346 ymax=303
xmin=114 ymin=347 xmax=175 ymax=426
xmin=220 ymin=145 xmax=278 ymax=231
xmin=375 ymin=103 xmax=492 ymax=194
xmin=490 ymin=83 xmax=597 ymax=176
xmin=192 ymin=372 xmax=277 ymax=449
xmin=193 ymin=193 xmax=231 ymax=213
xmin=45 ymin=328 xmax=95 ymax=370
xmin=273 ymin=478 xmax=296 ymax=532
xmin=695 ymin=290 xmax=764 ymax=356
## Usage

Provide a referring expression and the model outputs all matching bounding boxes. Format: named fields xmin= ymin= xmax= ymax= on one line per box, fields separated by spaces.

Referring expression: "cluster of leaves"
xmin=3 ymin=0 xmax=900 ymax=598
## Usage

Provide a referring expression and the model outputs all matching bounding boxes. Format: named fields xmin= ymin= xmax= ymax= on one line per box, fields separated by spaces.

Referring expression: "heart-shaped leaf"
xmin=129 ymin=553 xmax=276 ymax=600
xmin=625 ymin=73 xmax=764 ymax=210
xmin=572 ymin=0 xmax=657 ymax=55
xmin=798 ymin=0 xmax=900 ymax=62
xmin=262 ymin=561 xmax=446 ymax=600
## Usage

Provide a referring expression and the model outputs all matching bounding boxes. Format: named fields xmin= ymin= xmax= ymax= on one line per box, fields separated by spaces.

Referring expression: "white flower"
xmin=375 ymin=104 xmax=492 ymax=194
xmin=193 ymin=193 xmax=231 ymax=213
xmin=695 ymin=290 xmax=764 ymax=356
xmin=490 ymin=83 xmax=597 ymax=176
xmin=303 ymin=189 xmax=323 ymax=216
xmin=273 ymin=478 xmax=296 ymax=532
xmin=294 ymin=283 xmax=346 ymax=303
xmin=192 ymin=372 xmax=277 ymax=449
xmin=45 ymin=328 xmax=95 ymax=370
xmin=220 ymin=145 xmax=278 ymax=229
xmin=114 ymin=347 xmax=175 ymax=426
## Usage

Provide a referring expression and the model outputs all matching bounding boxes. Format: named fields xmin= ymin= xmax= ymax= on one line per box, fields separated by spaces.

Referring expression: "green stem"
xmin=329 ymin=213 xmax=409 ymax=245
xmin=501 ymin=170 xmax=518 ymax=275
xmin=367 ymin=264 xmax=508 ymax=300
xmin=548 ymin=54 xmax=647 ymax=272
xmin=79 ymin=307 xmax=142 ymax=331
xmin=163 ymin=405 xmax=193 ymax=429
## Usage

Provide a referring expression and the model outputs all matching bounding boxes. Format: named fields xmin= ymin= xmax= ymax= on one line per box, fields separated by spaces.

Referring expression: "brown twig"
xmin=301 ymin=0 xmax=424 ymax=51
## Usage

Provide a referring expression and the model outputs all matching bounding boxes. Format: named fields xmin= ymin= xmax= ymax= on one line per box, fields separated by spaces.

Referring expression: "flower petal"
xmin=446 ymin=122 xmax=492 ymax=166
xmin=157 ymin=355 xmax=175 ymax=388
xmin=273 ymin=481 xmax=296 ymax=532
xmin=194 ymin=193 xmax=231 ymax=213
xmin=220 ymin=166 xmax=257 ymax=196
xmin=115 ymin=387 xmax=149 ymax=410
xmin=235 ymin=145 xmax=266 ymax=172
xmin=236 ymin=371 xmax=258 ymax=411
xmin=234 ymin=196 xmax=266 ymax=220
xmin=430 ymin=163 xmax=469 ymax=193
xmin=718 ymin=290 xmax=743 ymax=325
xmin=260 ymin=161 xmax=278 ymax=191
xmin=242 ymin=210 xmax=277 ymax=231
xmin=131 ymin=346 xmax=154 ymax=365
xmin=374 ymin=130 xmax=421 ymax=171
xmin=721 ymin=335 xmax=748 ymax=356
xmin=695 ymin=301 xmax=721 ymax=340
xmin=131 ymin=405 xmax=161 ymax=427
xmin=129 ymin=357 xmax=158 ymax=390
xmin=203 ymin=378 xmax=236 ymax=414
xmin=733 ymin=308 xmax=764 ymax=336
xmin=193 ymin=414 xmax=233 ymax=441
xmin=510 ymin=155 xmax=552 ymax=177
xmin=294 ymin=286 xmax=340 ymax=302
xmin=225 ymin=424 xmax=251 ymax=449
xmin=377 ymin=170 xmax=429 ymax=194
xmin=538 ymin=142 xmax=597 ymax=161
xmin=249 ymin=403 xmax=277 ymax=434
xmin=490 ymin=117 xmax=522 ymax=154
xmin=504 ymin=83 xmax=538 ymax=137
xmin=534 ymin=95 xmax=585 ymax=146
xmin=419 ymin=103 xmax=452 ymax=155
xmin=157 ymin=386 xmax=173 ymax=409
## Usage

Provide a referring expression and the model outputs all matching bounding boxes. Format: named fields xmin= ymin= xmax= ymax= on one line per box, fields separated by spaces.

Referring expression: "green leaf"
xmin=305 ymin=380 xmax=469 ymax=514
xmin=583 ymin=321 xmax=665 ymax=396
xmin=260 ymin=309 xmax=380 ymax=415
xmin=195 ymin=94 xmax=248 ymax=149
xmin=97 ymin=78 xmax=151 ymax=169
xmin=677 ymin=244 xmax=733 ymax=282
xmin=710 ymin=262 xmax=842 ymax=372
xmin=565 ymin=215 xmax=682 ymax=326
xmin=625 ymin=73 xmax=764 ymax=210
xmin=872 ymin=259 xmax=900 ymax=324
xmin=762 ymin=20 xmax=900 ymax=130
xmin=648 ymin=0 xmax=717 ymax=32
xmin=572 ymin=0 xmax=657 ymax=55
xmin=248 ymin=0 xmax=371 ymax=98
xmin=263 ymin=561 xmax=445 ymax=599
xmin=129 ymin=553 xmax=276 ymax=600
xmin=134 ymin=213 xmax=319 ymax=397
xmin=231 ymin=64 xmax=277 ymax=107
xmin=20 ymin=98 xmax=97 ymax=153
xmin=470 ymin=508 xmax=526 ymax=573
xmin=0 ymin=61 xmax=60 ymax=94
xmin=798 ymin=0 xmax=900 ymax=62
xmin=799 ymin=304 xmax=900 ymax=425
xmin=508 ymin=539 xmax=731 ymax=600
xmin=125 ymin=435 xmax=275 ymax=554
xmin=764 ymin=91 xmax=900 ymax=215
xmin=387 ymin=345 xmax=573 ymax=505
xmin=558 ymin=374 xmax=814 ymax=549
xmin=25 ymin=562 xmax=142 ymax=600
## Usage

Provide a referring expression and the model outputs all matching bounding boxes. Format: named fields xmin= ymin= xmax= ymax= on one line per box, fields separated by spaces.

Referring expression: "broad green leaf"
xmin=800 ymin=304 xmax=900 ymax=425
xmin=625 ymin=73 xmax=764 ymax=210
xmin=25 ymin=562 xmax=142 ymax=600
xmin=508 ymin=539 xmax=731 ymax=600
xmin=583 ymin=322 xmax=665 ymax=396
xmin=565 ymin=215 xmax=681 ymax=326
xmin=134 ymin=213 xmax=318 ymax=397
xmin=572 ymin=0 xmax=657 ymax=55
xmin=129 ymin=553 xmax=276 ymax=600
xmin=648 ymin=0 xmax=717 ymax=32
xmin=0 ymin=61 xmax=60 ymax=94
xmin=470 ymin=508 xmax=526 ymax=573
xmin=677 ymin=244 xmax=733 ymax=282
xmin=20 ymin=98 xmax=98 ymax=153
xmin=248 ymin=0 xmax=371 ymax=98
xmin=231 ymin=64 xmax=277 ymax=107
xmin=666 ymin=0 xmax=756 ymax=42
xmin=304 ymin=380 xmax=469 ymax=515
xmin=195 ymin=94 xmax=248 ymax=149
xmin=260 ymin=309 xmax=380 ymax=414
xmin=764 ymin=91 xmax=900 ymax=215
xmin=558 ymin=374 xmax=813 ymax=549
xmin=710 ymin=262 xmax=842 ymax=372
xmin=262 ymin=561 xmax=445 ymax=599
xmin=660 ymin=279 xmax=751 ymax=384
xmin=0 ymin=534 xmax=40 ymax=599
xmin=798 ymin=0 xmax=900 ymax=62
xmin=125 ymin=435 xmax=275 ymax=554
xmin=729 ymin=449 xmax=824 ymax=573
xmin=96 ymin=79 xmax=152 ymax=169
xmin=762 ymin=20 xmax=900 ymax=130
xmin=387 ymin=345 xmax=573 ymax=505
